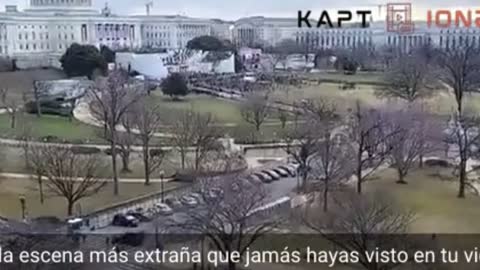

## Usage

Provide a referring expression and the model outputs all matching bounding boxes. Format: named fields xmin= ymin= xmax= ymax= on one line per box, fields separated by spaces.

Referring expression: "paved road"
xmin=91 ymin=173 xmax=297 ymax=234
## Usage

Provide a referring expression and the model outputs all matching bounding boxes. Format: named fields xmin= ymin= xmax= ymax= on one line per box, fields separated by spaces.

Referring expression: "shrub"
xmin=0 ymin=57 xmax=14 ymax=72
xmin=174 ymin=169 xmax=198 ymax=182
xmin=41 ymin=135 xmax=60 ymax=143
xmin=104 ymin=147 xmax=121 ymax=156
xmin=70 ymin=146 xmax=101 ymax=155
xmin=149 ymin=148 xmax=165 ymax=157
xmin=424 ymin=159 xmax=451 ymax=168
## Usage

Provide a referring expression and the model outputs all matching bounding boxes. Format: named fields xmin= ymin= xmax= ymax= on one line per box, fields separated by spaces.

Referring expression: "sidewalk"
xmin=0 ymin=172 xmax=175 ymax=183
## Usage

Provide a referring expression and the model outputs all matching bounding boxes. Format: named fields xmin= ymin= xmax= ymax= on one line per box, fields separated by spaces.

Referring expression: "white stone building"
xmin=232 ymin=16 xmax=480 ymax=53
xmin=0 ymin=0 xmax=221 ymax=68
xmin=0 ymin=1 xmax=478 ymax=69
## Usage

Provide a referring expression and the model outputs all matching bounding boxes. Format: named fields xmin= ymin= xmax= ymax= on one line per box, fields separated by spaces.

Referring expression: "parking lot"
xmin=87 ymin=162 xmax=300 ymax=234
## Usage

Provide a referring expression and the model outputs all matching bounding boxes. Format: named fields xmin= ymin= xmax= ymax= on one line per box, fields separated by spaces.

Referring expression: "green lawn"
xmin=0 ymin=113 xmax=101 ymax=143
xmin=3 ymin=71 xmax=480 ymax=145
xmin=0 ymin=176 xmax=183 ymax=219
xmin=269 ymin=83 xmax=382 ymax=108
xmin=365 ymin=168 xmax=480 ymax=233
xmin=269 ymin=82 xmax=480 ymax=116
xmin=150 ymin=93 xmax=289 ymax=124
xmin=301 ymin=71 xmax=384 ymax=84
xmin=150 ymin=93 xmax=247 ymax=124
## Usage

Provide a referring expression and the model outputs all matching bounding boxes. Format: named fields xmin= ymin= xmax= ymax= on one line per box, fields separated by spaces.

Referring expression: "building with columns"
xmin=0 ymin=1 xmax=477 ymax=68
xmin=0 ymin=0 xmax=223 ymax=68
xmin=232 ymin=16 xmax=480 ymax=53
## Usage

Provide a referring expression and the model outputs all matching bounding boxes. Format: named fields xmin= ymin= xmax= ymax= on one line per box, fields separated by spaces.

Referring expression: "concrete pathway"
xmin=0 ymin=171 xmax=174 ymax=183
xmin=0 ymin=136 xmax=180 ymax=151
xmin=73 ymin=102 xmax=174 ymax=138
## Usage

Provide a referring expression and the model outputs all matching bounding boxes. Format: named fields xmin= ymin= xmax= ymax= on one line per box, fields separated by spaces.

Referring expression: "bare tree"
xmin=89 ymin=69 xmax=144 ymax=195
xmin=171 ymin=109 xmax=223 ymax=171
xmin=379 ymin=55 xmax=434 ymax=102
xmin=283 ymin=99 xmax=338 ymax=193
xmin=312 ymin=131 xmax=354 ymax=212
xmin=437 ymin=44 xmax=480 ymax=116
xmin=26 ymin=143 xmax=47 ymax=205
xmin=32 ymin=80 xmax=43 ymax=117
xmin=283 ymin=121 xmax=320 ymax=192
xmin=171 ymin=175 xmax=278 ymax=270
xmin=0 ymin=88 xmax=20 ymax=128
xmin=348 ymin=101 xmax=396 ymax=194
xmin=191 ymin=112 xmax=223 ymax=171
xmin=378 ymin=45 xmax=403 ymax=69
xmin=445 ymin=112 xmax=480 ymax=198
xmin=29 ymin=146 xmax=107 ymax=216
xmin=117 ymin=110 xmax=136 ymax=173
xmin=305 ymin=191 xmax=416 ymax=270
xmin=384 ymin=108 xmax=433 ymax=184
xmin=277 ymin=108 xmax=288 ymax=129
xmin=133 ymin=101 xmax=165 ymax=185
xmin=263 ymin=38 xmax=300 ymax=72
xmin=171 ymin=109 xmax=194 ymax=170
xmin=437 ymin=44 xmax=480 ymax=198
xmin=240 ymin=92 xmax=269 ymax=132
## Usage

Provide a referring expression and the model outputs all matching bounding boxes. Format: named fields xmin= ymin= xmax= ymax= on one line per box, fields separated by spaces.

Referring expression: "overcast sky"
xmin=1 ymin=0 xmax=480 ymax=20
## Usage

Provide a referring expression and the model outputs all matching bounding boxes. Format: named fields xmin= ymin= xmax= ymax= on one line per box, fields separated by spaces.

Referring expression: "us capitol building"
xmin=0 ymin=0 xmax=475 ymax=68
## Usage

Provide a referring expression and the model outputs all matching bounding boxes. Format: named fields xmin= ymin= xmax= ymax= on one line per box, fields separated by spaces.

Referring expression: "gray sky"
xmin=1 ymin=0 xmax=480 ymax=19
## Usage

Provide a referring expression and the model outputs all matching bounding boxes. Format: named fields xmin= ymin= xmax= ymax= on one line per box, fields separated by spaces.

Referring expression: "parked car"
xmin=155 ymin=203 xmax=173 ymax=215
xmin=262 ymin=170 xmax=281 ymax=180
xmin=272 ymin=167 xmax=290 ymax=177
xmin=247 ymin=174 xmax=262 ymax=184
xmin=288 ymin=161 xmax=300 ymax=169
xmin=180 ymin=195 xmax=198 ymax=207
xmin=210 ymin=188 xmax=223 ymax=197
xmin=278 ymin=165 xmax=296 ymax=176
xmin=126 ymin=211 xmax=151 ymax=222
xmin=189 ymin=193 xmax=203 ymax=203
xmin=232 ymin=182 xmax=241 ymax=191
xmin=112 ymin=214 xmax=138 ymax=227
xmin=205 ymin=188 xmax=223 ymax=201
xmin=254 ymin=172 xmax=273 ymax=183
xmin=67 ymin=218 xmax=83 ymax=230
xmin=145 ymin=208 xmax=157 ymax=218
xmin=164 ymin=197 xmax=182 ymax=209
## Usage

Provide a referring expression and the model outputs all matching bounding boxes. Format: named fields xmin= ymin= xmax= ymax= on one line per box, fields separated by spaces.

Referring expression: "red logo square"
xmin=386 ymin=3 xmax=415 ymax=33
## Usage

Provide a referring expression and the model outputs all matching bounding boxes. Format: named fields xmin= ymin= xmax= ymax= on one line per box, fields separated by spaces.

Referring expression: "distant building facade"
xmin=0 ymin=1 xmax=477 ymax=68
xmin=233 ymin=16 xmax=479 ymax=53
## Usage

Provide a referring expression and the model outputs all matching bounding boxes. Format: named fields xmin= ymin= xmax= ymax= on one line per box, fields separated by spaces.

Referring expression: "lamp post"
xmin=19 ymin=195 xmax=26 ymax=221
xmin=296 ymin=170 xmax=301 ymax=194
xmin=160 ymin=170 xmax=165 ymax=203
